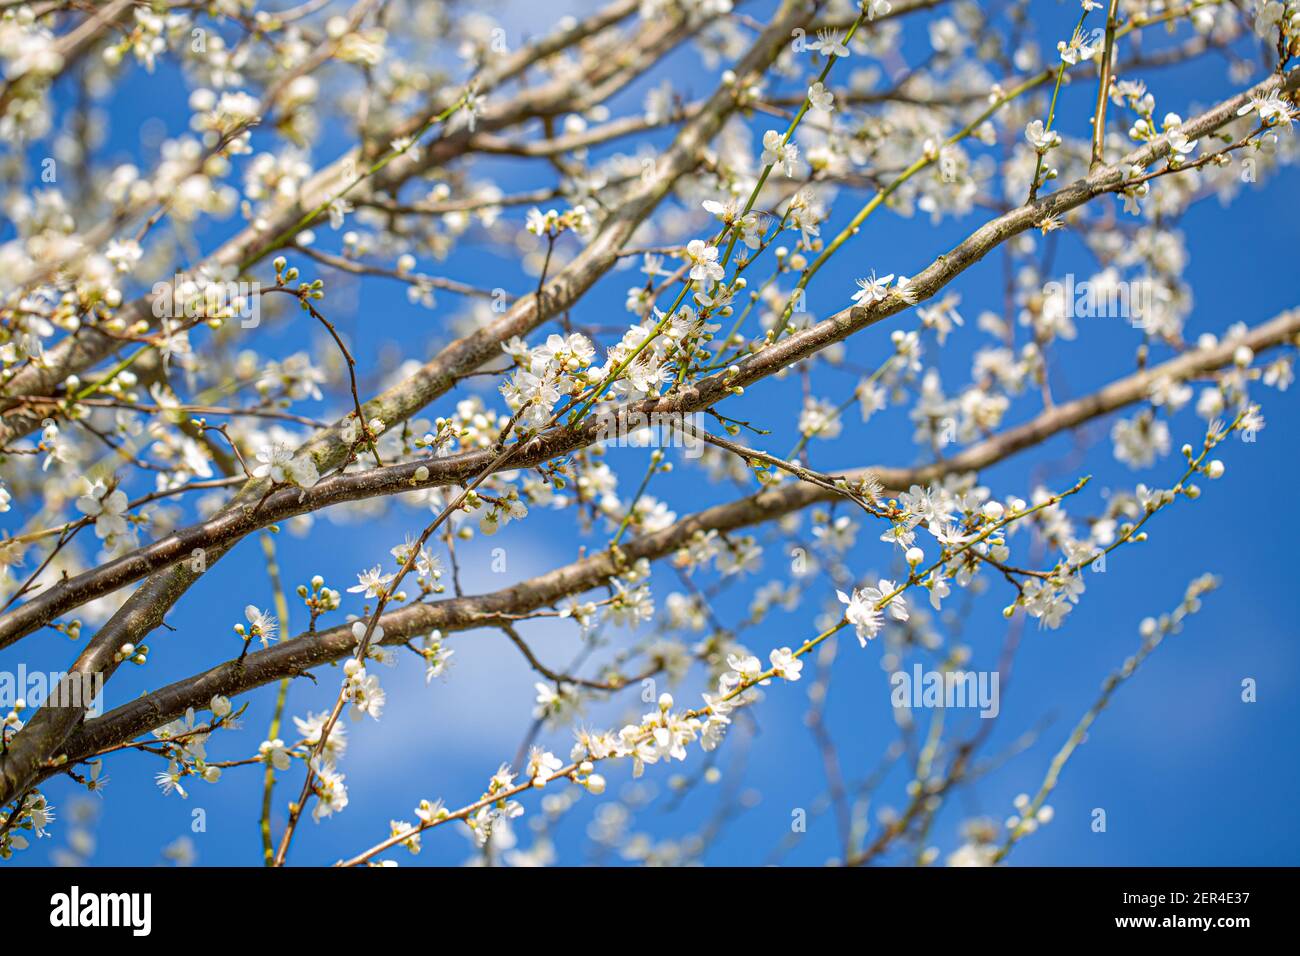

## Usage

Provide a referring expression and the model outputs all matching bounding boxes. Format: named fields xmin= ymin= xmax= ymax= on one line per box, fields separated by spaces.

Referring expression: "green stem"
xmin=258 ymin=532 xmax=293 ymax=867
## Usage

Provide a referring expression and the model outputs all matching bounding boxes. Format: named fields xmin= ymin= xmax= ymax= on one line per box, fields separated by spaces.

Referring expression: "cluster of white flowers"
xmin=839 ymin=580 xmax=910 ymax=645
xmin=74 ymin=480 xmax=133 ymax=556
xmin=500 ymin=331 xmax=597 ymax=429
xmin=151 ymin=708 xmax=222 ymax=799
xmin=251 ymin=442 xmax=321 ymax=488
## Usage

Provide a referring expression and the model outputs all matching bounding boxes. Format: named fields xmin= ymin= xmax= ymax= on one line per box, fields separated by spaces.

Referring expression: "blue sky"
xmin=3 ymin=0 xmax=1298 ymax=866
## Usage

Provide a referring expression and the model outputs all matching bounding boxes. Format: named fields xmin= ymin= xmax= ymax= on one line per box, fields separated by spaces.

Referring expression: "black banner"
xmin=3 ymin=866 xmax=1290 ymax=940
